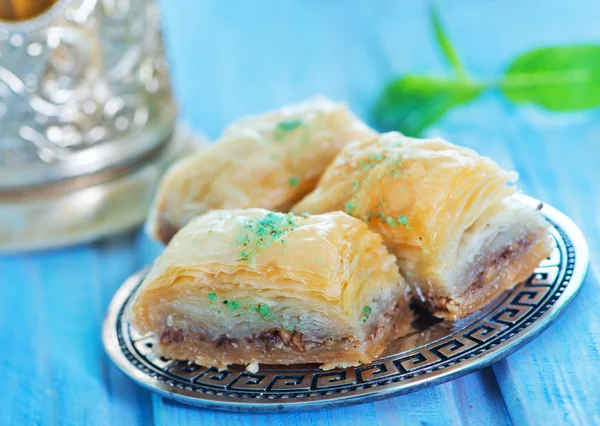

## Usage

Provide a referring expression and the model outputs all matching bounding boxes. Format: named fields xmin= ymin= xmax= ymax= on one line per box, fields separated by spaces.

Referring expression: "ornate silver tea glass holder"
xmin=0 ymin=0 xmax=200 ymax=252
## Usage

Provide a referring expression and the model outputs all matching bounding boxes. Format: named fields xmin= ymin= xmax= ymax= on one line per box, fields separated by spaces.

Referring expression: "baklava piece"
xmin=292 ymin=132 xmax=552 ymax=318
xmin=131 ymin=209 xmax=411 ymax=371
xmin=147 ymin=97 xmax=376 ymax=243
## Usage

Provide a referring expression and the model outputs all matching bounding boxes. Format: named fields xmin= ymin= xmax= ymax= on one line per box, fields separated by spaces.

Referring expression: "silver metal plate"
xmin=102 ymin=195 xmax=588 ymax=412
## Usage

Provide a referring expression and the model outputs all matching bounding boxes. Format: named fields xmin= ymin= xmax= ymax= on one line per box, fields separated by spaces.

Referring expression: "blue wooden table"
xmin=2 ymin=1 xmax=599 ymax=424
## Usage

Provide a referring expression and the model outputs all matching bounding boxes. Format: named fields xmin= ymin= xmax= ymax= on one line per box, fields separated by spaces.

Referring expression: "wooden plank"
xmin=436 ymin=98 xmax=600 ymax=423
xmin=488 ymin=108 xmax=600 ymax=425
xmin=96 ymin=235 xmax=156 ymax=426
xmin=153 ymin=395 xmax=376 ymax=426
xmin=148 ymin=370 xmax=508 ymax=426
xmin=373 ymin=369 xmax=510 ymax=425
xmin=0 ymin=245 xmax=111 ymax=425
xmin=0 ymin=235 xmax=153 ymax=425
xmin=0 ymin=254 xmax=57 ymax=425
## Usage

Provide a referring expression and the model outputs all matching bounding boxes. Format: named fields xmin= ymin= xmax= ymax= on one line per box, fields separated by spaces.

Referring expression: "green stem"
xmin=431 ymin=1 xmax=468 ymax=80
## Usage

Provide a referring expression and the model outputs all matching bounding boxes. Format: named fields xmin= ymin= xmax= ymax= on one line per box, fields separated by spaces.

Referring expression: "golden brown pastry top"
xmin=137 ymin=209 xmax=404 ymax=319
xmin=292 ymin=132 xmax=518 ymax=268
xmin=147 ymin=97 xmax=376 ymax=243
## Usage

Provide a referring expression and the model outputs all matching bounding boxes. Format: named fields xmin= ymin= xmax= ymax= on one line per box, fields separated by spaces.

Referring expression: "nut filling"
xmin=158 ymin=327 xmax=358 ymax=354
xmin=156 ymin=301 xmax=413 ymax=361
xmin=423 ymin=233 xmax=544 ymax=317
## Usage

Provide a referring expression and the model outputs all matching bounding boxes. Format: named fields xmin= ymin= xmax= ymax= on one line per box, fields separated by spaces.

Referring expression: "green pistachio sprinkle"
xmin=258 ymin=304 xmax=275 ymax=320
xmin=337 ymin=362 xmax=348 ymax=369
xmin=357 ymin=152 xmax=386 ymax=171
xmin=208 ymin=292 xmax=217 ymax=302
xmin=385 ymin=155 xmax=403 ymax=166
xmin=236 ymin=212 xmax=298 ymax=262
xmin=398 ymin=215 xmax=409 ymax=225
xmin=249 ymin=304 xmax=257 ymax=313
xmin=358 ymin=360 xmax=363 ymax=364
xmin=274 ymin=119 xmax=304 ymax=141
xmin=288 ymin=177 xmax=299 ymax=187
xmin=301 ymin=212 xmax=310 ymax=218
xmin=278 ymin=119 xmax=303 ymax=131
xmin=355 ymin=152 xmax=405 ymax=176
xmin=345 ymin=201 xmax=358 ymax=215
xmin=362 ymin=306 xmax=372 ymax=323
xmin=228 ymin=300 xmax=241 ymax=311
xmin=352 ymin=181 xmax=359 ymax=191
xmin=359 ymin=161 xmax=374 ymax=171
xmin=316 ymin=259 xmax=323 ymax=264
xmin=283 ymin=323 xmax=294 ymax=331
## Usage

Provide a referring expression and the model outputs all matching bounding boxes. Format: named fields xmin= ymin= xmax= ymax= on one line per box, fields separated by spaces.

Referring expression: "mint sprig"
xmin=374 ymin=3 xmax=600 ymax=136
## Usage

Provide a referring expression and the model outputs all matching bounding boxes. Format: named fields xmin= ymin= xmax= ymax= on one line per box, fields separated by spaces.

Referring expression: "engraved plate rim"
xmin=102 ymin=194 xmax=588 ymax=412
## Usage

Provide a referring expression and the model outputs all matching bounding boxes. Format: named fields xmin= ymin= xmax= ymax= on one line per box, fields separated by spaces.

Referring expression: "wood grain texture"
xmin=0 ymin=237 xmax=154 ymax=426
xmin=434 ymin=95 xmax=600 ymax=425
xmin=490 ymin=109 xmax=600 ymax=426
xmin=146 ymin=369 xmax=508 ymax=426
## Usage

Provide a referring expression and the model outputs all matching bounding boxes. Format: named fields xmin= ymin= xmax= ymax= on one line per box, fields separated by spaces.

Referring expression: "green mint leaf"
xmin=501 ymin=44 xmax=600 ymax=111
xmin=374 ymin=75 xmax=484 ymax=136
xmin=431 ymin=2 xmax=466 ymax=79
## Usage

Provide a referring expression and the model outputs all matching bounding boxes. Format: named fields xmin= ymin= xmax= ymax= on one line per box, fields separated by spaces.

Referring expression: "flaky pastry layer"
xmin=147 ymin=96 xmax=376 ymax=243
xmin=151 ymin=299 xmax=413 ymax=371
xmin=292 ymin=132 xmax=552 ymax=317
xmin=131 ymin=209 xmax=412 ymax=370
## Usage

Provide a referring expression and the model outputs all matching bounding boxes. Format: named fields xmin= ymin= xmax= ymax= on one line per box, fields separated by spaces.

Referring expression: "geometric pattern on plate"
xmin=103 ymin=195 xmax=587 ymax=411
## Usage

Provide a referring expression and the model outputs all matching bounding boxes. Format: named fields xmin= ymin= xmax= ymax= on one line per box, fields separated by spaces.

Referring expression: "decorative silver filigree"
xmin=0 ymin=0 xmax=175 ymax=186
